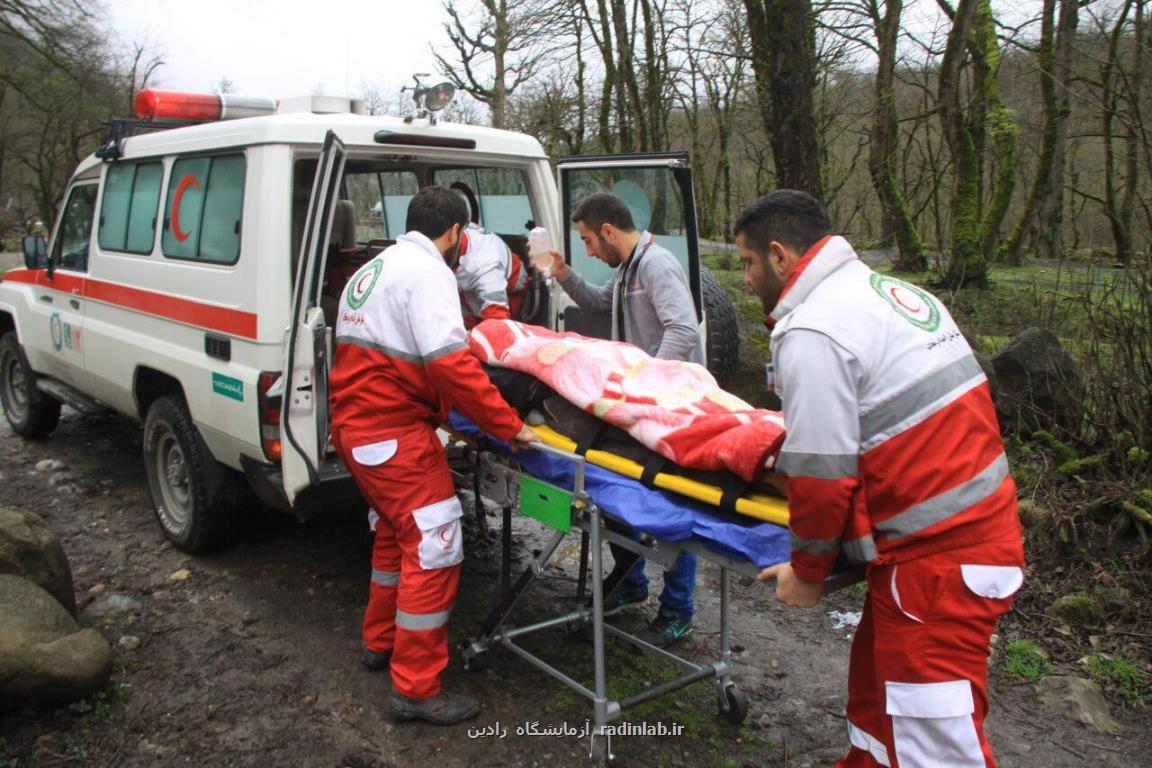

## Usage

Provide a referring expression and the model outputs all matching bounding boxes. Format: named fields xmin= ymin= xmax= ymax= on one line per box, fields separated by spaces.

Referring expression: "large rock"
xmin=0 ymin=574 xmax=112 ymax=707
xmin=0 ymin=506 xmax=75 ymax=615
xmin=991 ymin=328 xmax=1082 ymax=435
xmin=1037 ymin=675 xmax=1122 ymax=735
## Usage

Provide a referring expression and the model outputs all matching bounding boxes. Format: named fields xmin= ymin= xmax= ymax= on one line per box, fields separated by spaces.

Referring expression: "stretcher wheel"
xmin=719 ymin=685 xmax=748 ymax=725
xmin=461 ymin=646 xmax=491 ymax=672
xmin=589 ymin=734 xmax=612 ymax=766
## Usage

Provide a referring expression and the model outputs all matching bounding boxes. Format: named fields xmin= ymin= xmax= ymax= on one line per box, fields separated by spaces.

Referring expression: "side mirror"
xmin=22 ymin=235 xmax=47 ymax=269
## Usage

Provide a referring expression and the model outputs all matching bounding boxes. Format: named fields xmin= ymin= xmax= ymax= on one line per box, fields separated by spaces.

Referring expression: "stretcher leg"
xmin=501 ymin=503 xmax=513 ymax=598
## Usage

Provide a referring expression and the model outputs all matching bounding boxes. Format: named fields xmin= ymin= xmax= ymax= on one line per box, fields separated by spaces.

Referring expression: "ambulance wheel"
xmin=718 ymin=685 xmax=748 ymax=725
xmin=0 ymin=332 xmax=61 ymax=439
xmin=700 ymin=267 xmax=739 ymax=383
xmin=143 ymin=395 xmax=241 ymax=553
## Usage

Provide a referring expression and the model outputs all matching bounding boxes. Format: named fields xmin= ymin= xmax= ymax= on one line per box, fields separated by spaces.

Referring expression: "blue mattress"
xmin=447 ymin=413 xmax=790 ymax=569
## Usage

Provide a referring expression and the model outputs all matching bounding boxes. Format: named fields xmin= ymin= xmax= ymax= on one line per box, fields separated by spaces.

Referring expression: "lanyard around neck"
xmin=617 ymin=233 xmax=655 ymax=339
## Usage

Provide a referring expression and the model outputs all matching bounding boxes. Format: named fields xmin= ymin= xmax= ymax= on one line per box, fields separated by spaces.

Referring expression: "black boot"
xmin=388 ymin=691 xmax=480 ymax=725
xmin=360 ymin=647 xmax=392 ymax=671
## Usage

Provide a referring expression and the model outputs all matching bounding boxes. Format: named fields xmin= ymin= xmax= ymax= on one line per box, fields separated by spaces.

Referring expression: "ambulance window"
xmin=345 ymin=169 xmax=418 ymax=241
xmin=162 ymin=153 xmax=245 ymax=265
xmin=52 ymin=184 xmax=98 ymax=272
xmin=98 ymin=162 xmax=162 ymax=254
xmin=431 ymin=167 xmax=531 ymax=234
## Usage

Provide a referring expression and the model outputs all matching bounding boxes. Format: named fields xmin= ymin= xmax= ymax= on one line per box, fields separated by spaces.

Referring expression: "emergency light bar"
xmin=134 ymin=89 xmax=277 ymax=122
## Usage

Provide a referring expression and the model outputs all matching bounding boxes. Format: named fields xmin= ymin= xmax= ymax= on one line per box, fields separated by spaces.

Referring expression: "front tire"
xmin=143 ymin=395 xmax=242 ymax=552
xmin=0 ymin=332 xmax=61 ymax=438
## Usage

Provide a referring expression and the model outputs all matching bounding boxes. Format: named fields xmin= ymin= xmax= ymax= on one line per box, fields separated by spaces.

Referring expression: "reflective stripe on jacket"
xmin=770 ymin=236 xmax=1020 ymax=582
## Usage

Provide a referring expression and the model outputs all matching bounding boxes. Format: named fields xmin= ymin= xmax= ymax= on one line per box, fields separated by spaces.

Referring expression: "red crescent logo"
xmin=890 ymin=286 xmax=922 ymax=314
xmin=172 ymin=175 xmax=201 ymax=242
xmin=355 ymin=271 xmax=374 ymax=294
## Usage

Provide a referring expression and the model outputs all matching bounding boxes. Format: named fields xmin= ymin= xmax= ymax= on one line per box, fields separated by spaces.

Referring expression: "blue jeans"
xmin=610 ymin=531 xmax=696 ymax=619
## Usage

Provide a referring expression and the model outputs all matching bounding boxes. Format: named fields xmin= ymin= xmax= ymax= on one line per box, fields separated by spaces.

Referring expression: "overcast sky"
xmin=108 ymin=0 xmax=452 ymax=102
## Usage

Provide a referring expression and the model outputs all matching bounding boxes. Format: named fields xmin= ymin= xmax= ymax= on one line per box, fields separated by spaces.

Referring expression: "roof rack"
xmin=95 ymin=118 xmax=200 ymax=162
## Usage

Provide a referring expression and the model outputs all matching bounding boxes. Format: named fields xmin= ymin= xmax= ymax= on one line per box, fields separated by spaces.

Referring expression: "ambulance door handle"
xmin=69 ymin=299 xmax=80 ymax=310
xmin=39 ymin=294 xmax=53 ymax=304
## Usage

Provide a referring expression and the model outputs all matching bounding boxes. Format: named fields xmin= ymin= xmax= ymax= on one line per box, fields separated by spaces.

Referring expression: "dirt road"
xmin=0 ymin=408 xmax=1145 ymax=767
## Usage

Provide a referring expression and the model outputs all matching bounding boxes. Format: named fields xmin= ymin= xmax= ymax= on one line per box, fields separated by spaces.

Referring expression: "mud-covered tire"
xmin=0 ymin=332 xmax=61 ymax=439
xmin=701 ymin=266 xmax=740 ymax=381
xmin=143 ymin=395 xmax=242 ymax=553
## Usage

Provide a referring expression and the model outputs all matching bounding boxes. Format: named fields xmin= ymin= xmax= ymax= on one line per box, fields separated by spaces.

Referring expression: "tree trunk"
xmin=1102 ymin=0 xmax=1137 ymax=263
xmin=938 ymin=0 xmax=987 ymax=288
xmin=1001 ymin=0 xmax=1077 ymax=263
xmin=742 ymin=0 xmax=823 ymax=197
xmin=869 ymin=0 xmax=926 ymax=271
xmin=972 ymin=0 xmax=1017 ymax=260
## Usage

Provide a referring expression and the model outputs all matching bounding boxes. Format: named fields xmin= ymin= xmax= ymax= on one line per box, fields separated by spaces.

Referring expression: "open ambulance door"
xmin=554 ymin=153 xmax=702 ymax=340
xmin=281 ymin=130 xmax=347 ymax=503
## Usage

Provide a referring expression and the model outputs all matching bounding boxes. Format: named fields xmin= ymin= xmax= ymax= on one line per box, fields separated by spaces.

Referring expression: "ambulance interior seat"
xmin=320 ymin=200 xmax=360 ymax=322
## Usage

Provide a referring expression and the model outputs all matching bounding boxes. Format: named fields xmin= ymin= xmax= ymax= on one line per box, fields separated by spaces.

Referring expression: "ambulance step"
xmin=36 ymin=379 xmax=104 ymax=415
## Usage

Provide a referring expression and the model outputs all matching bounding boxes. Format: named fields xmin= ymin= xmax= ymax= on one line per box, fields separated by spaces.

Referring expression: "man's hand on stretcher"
xmin=508 ymin=424 xmax=542 ymax=451
xmin=757 ymin=562 xmax=824 ymax=608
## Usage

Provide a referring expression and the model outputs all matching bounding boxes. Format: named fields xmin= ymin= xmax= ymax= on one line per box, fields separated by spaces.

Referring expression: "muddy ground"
xmin=0 ymin=406 xmax=1147 ymax=768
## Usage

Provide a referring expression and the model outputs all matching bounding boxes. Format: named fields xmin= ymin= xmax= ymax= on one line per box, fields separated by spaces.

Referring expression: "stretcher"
xmin=444 ymin=413 xmax=795 ymax=764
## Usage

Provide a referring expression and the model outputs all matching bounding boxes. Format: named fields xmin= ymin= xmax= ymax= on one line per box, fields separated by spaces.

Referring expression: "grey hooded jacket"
xmin=558 ymin=232 xmax=704 ymax=364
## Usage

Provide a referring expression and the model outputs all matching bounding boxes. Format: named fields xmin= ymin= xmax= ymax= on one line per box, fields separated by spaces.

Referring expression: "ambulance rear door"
xmin=281 ymin=130 xmax=347 ymax=503
xmin=554 ymin=153 xmax=702 ymax=339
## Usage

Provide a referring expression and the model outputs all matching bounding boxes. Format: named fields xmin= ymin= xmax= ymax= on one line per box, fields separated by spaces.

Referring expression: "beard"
xmin=443 ymin=232 xmax=463 ymax=268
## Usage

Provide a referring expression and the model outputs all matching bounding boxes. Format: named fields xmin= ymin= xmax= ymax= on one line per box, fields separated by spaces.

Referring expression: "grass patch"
xmin=1083 ymin=650 xmax=1151 ymax=709
xmin=1000 ymin=639 xmax=1051 ymax=680
xmin=67 ymin=685 xmax=128 ymax=720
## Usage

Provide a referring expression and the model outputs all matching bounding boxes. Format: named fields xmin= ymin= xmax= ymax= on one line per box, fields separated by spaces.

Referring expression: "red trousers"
xmin=333 ymin=422 xmax=464 ymax=699
xmin=836 ymin=538 xmax=1024 ymax=768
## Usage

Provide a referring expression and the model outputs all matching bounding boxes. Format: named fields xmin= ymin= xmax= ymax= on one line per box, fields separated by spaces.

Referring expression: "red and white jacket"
xmin=770 ymin=236 xmax=1020 ymax=582
xmin=329 ymin=231 xmax=523 ymax=440
xmin=454 ymin=224 xmax=526 ymax=328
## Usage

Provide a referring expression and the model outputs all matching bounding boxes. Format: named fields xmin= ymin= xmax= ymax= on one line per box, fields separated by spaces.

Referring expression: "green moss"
xmin=1000 ymin=639 xmax=1051 ymax=680
xmin=1083 ymin=650 xmax=1152 ymax=708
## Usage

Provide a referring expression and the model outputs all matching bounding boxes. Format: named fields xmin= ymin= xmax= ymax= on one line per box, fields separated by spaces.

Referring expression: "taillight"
xmin=257 ymin=371 xmax=282 ymax=462
xmin=134 ymin=89 xmax=277 ymax=122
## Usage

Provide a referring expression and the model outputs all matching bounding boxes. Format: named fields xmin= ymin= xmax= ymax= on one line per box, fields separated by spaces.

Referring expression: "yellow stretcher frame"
xmin=527 ymin=424 xmax=790 ymax=527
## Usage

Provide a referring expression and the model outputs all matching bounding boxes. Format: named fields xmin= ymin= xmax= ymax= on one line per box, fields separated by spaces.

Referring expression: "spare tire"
xmin=701 ymin=266 xmax=740 ymax=382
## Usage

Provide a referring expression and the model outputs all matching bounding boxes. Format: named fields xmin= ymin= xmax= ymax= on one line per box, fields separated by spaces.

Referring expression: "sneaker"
xmin=388 ymin=690 xmax=481 ymax=725
xmin=360 ymin=647 xmax=392 ymax=671
xmin=600 ymin=583 xmax=649 ymax=617
xmin=637 ymin=608 xmax=693 ymax=648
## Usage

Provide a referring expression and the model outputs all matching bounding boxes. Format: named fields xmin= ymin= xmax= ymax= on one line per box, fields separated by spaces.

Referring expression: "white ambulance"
xmin=0 ymin=87 xmax=739 ymax=552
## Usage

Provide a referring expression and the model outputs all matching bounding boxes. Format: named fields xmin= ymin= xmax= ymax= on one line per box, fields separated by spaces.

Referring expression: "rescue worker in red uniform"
xmin=454 ymin=221 xmax=526 ymax=328
xmin=737 ymin=191 xmax=1024 ymax=767
xmin=330 ymin=186 xmax=538 ymax=725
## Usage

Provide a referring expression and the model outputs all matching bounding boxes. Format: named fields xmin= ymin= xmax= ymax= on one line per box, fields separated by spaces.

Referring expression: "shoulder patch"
xmin=346 ymin=259 xmax=383 ymax=310
xmin=868 ymin=273 xmax=941 ymax=332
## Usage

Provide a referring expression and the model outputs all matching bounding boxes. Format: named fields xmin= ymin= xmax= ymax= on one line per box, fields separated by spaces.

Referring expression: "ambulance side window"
xmin=98 ymin=162 xmax=163 ymax=255
xmin=162 ymin=153 xmax=246 ymax=265
xmin=345 ymin=169 xmax=418 ymax=241
xmin=52 ymin=184 xmax=98 ymax=272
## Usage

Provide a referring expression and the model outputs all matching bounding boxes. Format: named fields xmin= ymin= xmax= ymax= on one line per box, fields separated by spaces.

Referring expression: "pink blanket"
xmin=469 ymin=320 xmax=785 ymax=482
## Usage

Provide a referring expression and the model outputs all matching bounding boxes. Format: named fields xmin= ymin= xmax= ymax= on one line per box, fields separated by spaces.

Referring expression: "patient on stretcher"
xmin=466 ymin=319 xmax=789 ymax=512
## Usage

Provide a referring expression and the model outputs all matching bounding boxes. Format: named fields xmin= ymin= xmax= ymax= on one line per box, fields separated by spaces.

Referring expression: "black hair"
xmin=571 ymin=192 xmax=636 ymax=233
xmin=733 ymin=190 xmax=833 ymax=256
xmin=406 ymin=185 xmax=470 ymax=239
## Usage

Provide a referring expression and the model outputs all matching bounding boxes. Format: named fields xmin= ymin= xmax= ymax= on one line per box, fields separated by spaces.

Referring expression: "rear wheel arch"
xmin=0 ymin=311 xmax=15 ymax=341
xmin=133 ymin=367 xmax=185 ymax=422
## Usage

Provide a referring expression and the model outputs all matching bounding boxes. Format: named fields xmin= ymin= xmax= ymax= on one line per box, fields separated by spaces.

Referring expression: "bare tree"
xmin=434 ymin=0 xmax=557 ymax=129
xmin=868 ymin=0 xmax=926 ymax=269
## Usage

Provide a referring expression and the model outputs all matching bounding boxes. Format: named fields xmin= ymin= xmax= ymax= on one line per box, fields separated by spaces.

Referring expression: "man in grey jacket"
xmin=547 ymin=192 xmax=702 ymax=646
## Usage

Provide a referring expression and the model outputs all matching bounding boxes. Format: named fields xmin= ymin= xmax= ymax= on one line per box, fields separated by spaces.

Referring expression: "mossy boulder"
xmin=0 ymin=506 xmax=75 ymax=615
xmin=0 ymin=574 xmax=112 ymax=707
